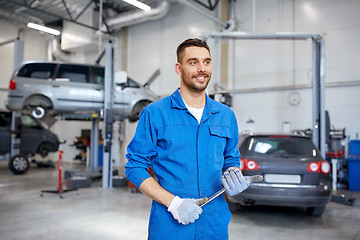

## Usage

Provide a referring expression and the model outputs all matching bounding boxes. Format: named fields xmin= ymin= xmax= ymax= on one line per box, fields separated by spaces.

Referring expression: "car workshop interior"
xmin=0 ymin=0 xmax=360 ymax=239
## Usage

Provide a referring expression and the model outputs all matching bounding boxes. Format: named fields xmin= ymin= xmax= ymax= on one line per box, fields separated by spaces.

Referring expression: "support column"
xmin=312 ymin=37 xmax=326 ymax=157
xmin=90 ymin=118 xmax=100 ymax=172
xmin=102 ymin=41 xmax=114 ymax=188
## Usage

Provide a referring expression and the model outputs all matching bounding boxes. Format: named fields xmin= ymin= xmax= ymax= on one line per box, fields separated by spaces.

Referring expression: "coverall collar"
xmin=170 ymin=88 xmax=220 ymax=115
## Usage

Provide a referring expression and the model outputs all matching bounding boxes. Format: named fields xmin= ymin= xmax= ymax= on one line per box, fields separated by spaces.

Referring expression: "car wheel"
xmin=8 ymin=154 xmax=30 ymax=175
xmin=128 ymin=101 xmax=151 ymax=122
xmin=307 ymin=206 xmax=326 ymax=216
xmin=24 ymin=95 xmax=53 ymax=119
xmin=38 ymin=142 xmax=54 ymax=158
xmin=32 ymin=106 xmax=46 ymax=118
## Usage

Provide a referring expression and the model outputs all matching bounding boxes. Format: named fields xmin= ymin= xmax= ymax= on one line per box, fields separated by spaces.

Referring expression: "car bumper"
xmin=227 ymin=183 xmax=331 ymax=207
xmin=5 ymin=95 xmax=24 ymax=110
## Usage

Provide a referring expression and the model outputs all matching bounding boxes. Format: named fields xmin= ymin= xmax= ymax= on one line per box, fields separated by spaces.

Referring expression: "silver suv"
xmin=5 ymin=61 xmax=159 ymax=122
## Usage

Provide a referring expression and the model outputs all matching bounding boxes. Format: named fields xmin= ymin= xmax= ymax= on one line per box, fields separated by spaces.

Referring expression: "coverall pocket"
xmin=208 ymin=125 xmax=231 ymax=138
xmin=208 ymin=126 xmax=231 ymax=167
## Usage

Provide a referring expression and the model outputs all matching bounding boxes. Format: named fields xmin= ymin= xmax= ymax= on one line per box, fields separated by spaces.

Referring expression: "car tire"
xmin=24 ymin=95 xmax=53 ymax=119
xmin=128 ymin=101 xmax=151 ymax=122
xmin=38 ymin=142 xmax=54 ymax=158
xmin=306 ymin=206 xmax=326 ymax=216
xmin=8 ymin=154 xmax=30 ymax=175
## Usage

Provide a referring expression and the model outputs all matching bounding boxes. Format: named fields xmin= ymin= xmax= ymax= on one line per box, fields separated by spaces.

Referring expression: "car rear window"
xmin=17 ymin=63 xmax=56 ymax=79
xmin=240 ymin=136 xmax=319 ymax=158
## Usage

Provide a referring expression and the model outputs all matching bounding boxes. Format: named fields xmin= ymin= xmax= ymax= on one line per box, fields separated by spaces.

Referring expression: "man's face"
xmin=175 ymin=46 xmax=212 ymax=92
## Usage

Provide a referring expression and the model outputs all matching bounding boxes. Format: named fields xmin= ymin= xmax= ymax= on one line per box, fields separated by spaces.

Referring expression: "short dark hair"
xmin=176 ymin=38 xmax=210 ymax=63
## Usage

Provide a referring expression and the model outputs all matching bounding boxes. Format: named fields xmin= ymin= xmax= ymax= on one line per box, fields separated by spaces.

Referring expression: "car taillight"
xmin=241 ymin=158 xmax=259 ymax=170
xmin=307 ymin=161 xmax=330 ymax=174
xmin=9 ymin=80 xmax=16 ymax=90
xmin=321 ymin=161 xmax=331 ymax=174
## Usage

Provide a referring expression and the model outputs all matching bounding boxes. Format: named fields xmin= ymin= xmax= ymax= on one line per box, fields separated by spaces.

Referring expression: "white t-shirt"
xmin=184 ymin=102 xmax=204 ymax=124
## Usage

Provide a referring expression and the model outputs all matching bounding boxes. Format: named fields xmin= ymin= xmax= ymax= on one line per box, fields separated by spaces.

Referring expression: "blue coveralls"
xmin=125 ymin=88 xmax=241 ymax=240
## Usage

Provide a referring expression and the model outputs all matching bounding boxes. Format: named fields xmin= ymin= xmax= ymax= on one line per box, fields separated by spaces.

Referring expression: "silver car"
xmin=5 ymin=61 xmax=159 ymax=122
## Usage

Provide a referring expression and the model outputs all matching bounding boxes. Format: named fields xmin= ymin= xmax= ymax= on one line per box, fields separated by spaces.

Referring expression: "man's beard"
xmin=184 ymin=73 xmax=211 ymax=92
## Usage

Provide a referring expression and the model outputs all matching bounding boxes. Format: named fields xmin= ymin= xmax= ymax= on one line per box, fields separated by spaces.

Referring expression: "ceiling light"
xmin=122 ymin=0 xmax=151 ymax=11
xmin=27 ymin=22 xmax=60 ymax=36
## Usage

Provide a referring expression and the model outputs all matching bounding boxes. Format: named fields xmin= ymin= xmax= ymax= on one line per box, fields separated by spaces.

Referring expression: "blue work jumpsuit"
xmin=125 ymin=88 xmax=241 ymax=240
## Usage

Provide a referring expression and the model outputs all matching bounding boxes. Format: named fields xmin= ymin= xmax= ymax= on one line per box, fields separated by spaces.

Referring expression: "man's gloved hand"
xmin=167 ymin=196 xmax=203 ymax=225
xmin=221 ymin=168 xmax=249 ymax=196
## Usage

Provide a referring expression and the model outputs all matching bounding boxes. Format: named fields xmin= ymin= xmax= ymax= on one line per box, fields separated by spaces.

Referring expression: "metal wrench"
xmin=195 ymin=175 xmax=263 ymax=207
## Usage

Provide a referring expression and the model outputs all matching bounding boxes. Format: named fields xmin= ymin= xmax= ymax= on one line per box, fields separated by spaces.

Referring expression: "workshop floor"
xmin=1 ymin=160 xmax=360 ymax=240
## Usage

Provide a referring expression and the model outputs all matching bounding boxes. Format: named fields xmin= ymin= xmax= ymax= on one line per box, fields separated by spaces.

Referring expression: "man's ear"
xmin=175 ymin=63 xmax=182 ymax=77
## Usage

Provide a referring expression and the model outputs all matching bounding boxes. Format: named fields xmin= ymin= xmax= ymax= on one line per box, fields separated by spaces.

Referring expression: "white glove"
xmin=221 ymin=168 xmax=249 ymax=196
xmin=167 ymin=196 xmax=203 ymax=225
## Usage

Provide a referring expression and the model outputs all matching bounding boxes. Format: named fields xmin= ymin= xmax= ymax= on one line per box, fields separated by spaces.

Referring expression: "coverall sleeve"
xmin=222 ymin=111 xmax=241 ymax=172
xmin=125 ymin=108 xmax=158 ymax=189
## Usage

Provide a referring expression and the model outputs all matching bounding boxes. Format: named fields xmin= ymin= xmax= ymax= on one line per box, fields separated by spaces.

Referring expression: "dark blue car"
xmin=227 ymin=134 xmax=331 ymax=216
xmin=0 ymin=111 xmax=59 ymax=174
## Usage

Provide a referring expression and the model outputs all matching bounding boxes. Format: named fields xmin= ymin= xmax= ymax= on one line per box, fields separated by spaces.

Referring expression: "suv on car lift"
xmin=0 ymin=111 xmax=60 ymax=174
xmin=5 ymin=61 xmax=159 ymax=121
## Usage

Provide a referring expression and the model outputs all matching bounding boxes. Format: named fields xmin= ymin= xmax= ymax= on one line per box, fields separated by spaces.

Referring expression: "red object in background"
xmin=57 ymin=150 xmax=64 ymax=193
xmin=327 ymin=149 xmax=345 ymax=159
xmin=40 ymin=146 xmax=78 ymax=198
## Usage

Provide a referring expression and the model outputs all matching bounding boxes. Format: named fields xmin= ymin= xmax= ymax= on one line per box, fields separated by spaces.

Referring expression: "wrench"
xmin=196 ymin=175 xmax=263 ymax=207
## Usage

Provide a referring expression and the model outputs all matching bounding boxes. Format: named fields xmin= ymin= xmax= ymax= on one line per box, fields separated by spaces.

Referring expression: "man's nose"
xmin=197 ymin=62 xmax=206 ymax=72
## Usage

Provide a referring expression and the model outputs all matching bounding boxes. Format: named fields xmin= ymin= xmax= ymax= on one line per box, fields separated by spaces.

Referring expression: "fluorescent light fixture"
xmin=27 ymin=22 xmax=60 ymax=36
xmin=122 ymin=0 xmax=151 ymax=11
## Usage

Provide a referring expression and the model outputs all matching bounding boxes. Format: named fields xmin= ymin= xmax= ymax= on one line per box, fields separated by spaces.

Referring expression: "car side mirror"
xmin=114 ymin=71 xmax=127 ymax=90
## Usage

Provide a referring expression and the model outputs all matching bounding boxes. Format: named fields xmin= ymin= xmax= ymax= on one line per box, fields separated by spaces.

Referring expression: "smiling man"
xmin=125 ymin=38 xmax=248 ymax=240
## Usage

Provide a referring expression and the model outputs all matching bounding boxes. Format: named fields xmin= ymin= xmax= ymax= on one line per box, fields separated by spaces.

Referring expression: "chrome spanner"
xmin=196 ymin=175 xmax=263 ymax=207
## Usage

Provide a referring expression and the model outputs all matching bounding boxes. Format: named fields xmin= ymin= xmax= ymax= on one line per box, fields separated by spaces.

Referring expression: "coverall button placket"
xmin=197 ymin=111 xmax=212 ymax=198
xmin=196 ymin=123 xmax=201 ymax=198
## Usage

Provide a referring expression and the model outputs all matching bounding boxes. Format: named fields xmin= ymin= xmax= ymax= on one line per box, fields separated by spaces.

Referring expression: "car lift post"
xmin=10 ymin=39 xmax=23 ymax=158
xmin=8 ymin=38 xmax=31 ymax=174
xmin=10 ymin=112 xmax=21 ymax=157
xmin=102 ymin=41 xmax=115 ymax=188
xmin=90 ymin=116 xmax=100 ymax=172
xmin=200 ymin=32 xmax=326 ymax=156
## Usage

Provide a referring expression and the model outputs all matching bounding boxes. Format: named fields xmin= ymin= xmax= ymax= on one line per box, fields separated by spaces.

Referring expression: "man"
xmin=125 ymin=38 xmax=248 ymax=239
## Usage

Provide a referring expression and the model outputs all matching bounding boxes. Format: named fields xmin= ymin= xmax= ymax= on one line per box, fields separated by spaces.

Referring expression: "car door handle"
xmin=52 ymin=85 xmax=60 ymax=88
